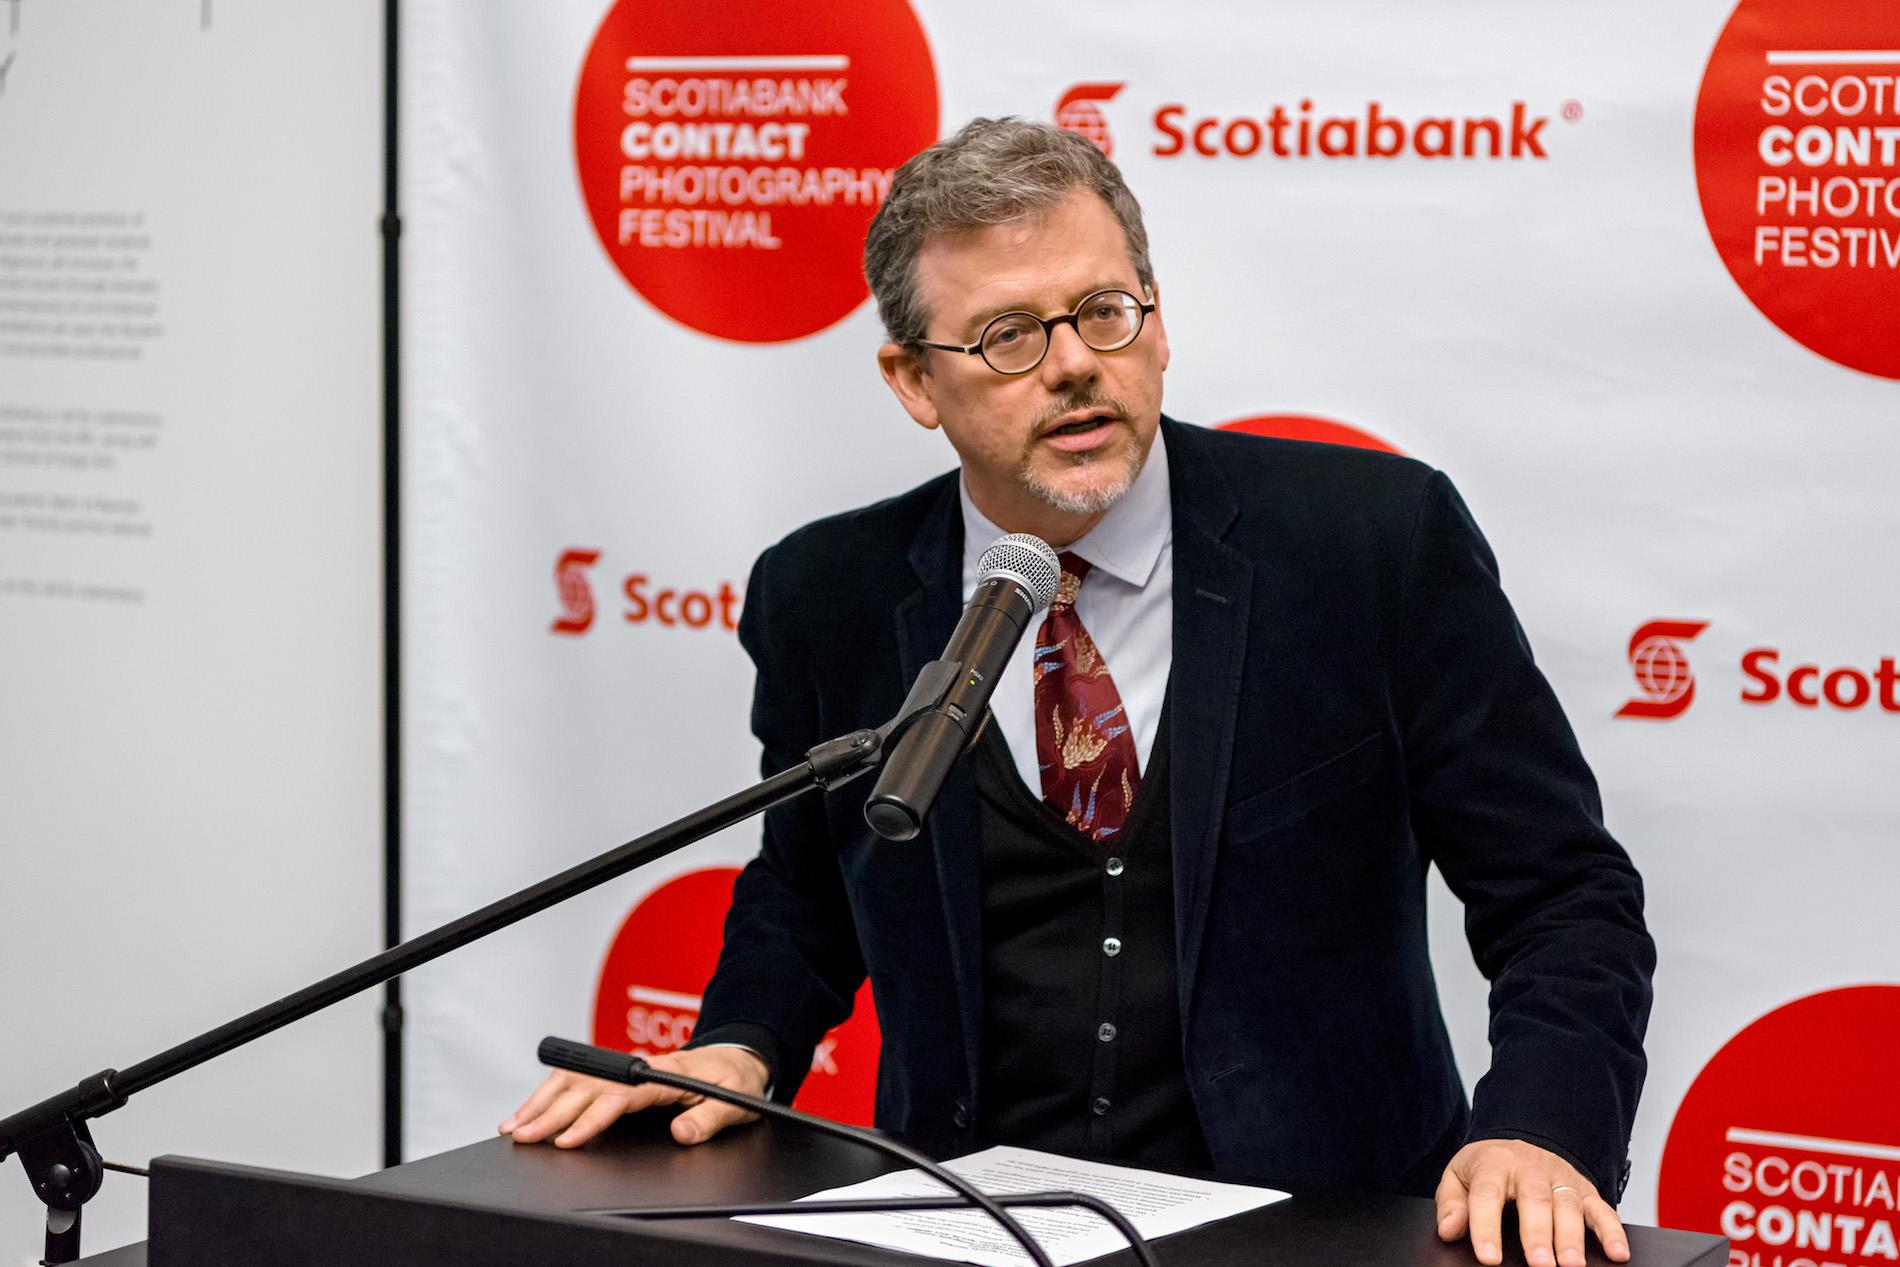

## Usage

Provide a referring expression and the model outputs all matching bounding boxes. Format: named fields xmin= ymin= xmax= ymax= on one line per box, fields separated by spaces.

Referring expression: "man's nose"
xmin=1038 ymin=320 xmax=1100 ymax=390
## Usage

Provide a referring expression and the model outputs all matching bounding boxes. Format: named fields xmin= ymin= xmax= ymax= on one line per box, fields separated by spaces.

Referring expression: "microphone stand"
xmin=0 ymin=659 xmax=968 ymax=1265
xmin=539 ymin=1037 xmax=1161 ymax=1267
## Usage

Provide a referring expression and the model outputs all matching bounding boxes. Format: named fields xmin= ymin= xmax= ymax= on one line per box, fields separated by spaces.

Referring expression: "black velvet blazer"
xmin=692 ymin=418 xmax=1655 ymax=1199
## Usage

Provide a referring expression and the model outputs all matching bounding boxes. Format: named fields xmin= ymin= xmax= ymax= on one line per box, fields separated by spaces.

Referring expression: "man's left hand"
xmin=1435 ymin=1139 xmax=1630 ymax=1267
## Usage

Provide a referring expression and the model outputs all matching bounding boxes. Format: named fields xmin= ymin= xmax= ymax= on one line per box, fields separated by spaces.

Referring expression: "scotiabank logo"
xmin=1694 ymin=0 xmax=1900 ymax=379
xmin=551 ymin=548 xmax=603 ymax=636
xmin=573 ymin=0 xmax=938 ymax=343
xmin=594 ymin=868 xmax=880 ymax=1125
xmin=550 ymin=548 xmax=742 ymax=636
xmin=1616 ymin=620 xmax=1710 ymax=720
xmin=1055 ymin=77 xmax=1580 ymax=164
xmin=1744 ymin=647 xmax=1900 ymax=712
xmin=1055 ymin=83 xmax=1124 ymax=157
xmin=1616 ymin=620 xmax=1900 ymax=718
xmin=1153 ymin=98 xmax=1571 ymax=160
xmin=1659 ymin=986 xmax=1900 ymax=1265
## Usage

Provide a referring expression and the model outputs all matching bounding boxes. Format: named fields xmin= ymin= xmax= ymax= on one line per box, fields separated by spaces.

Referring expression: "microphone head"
xmin=978 ymin=533 xmax=1061 ymax=614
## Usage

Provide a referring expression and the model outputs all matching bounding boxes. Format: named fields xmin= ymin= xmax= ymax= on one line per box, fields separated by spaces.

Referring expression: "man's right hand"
xmin=498 ymin=1045 xmax=771 ymax=1150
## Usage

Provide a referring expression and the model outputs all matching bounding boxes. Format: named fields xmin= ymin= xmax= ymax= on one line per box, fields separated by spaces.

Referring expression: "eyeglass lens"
xmin=979 ymin=291 xmax=1143 ymax=373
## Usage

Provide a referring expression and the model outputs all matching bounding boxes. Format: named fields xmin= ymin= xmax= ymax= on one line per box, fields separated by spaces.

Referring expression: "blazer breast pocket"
xmin=1225 ymin=730 xmax=1387 ymax=843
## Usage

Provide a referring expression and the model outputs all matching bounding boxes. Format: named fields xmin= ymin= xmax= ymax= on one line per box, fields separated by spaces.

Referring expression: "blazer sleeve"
xmin=1396 ymin=469 xmax=1656 ymax=1200
xmin=687 ymin=542 xmax=868 ymax=1103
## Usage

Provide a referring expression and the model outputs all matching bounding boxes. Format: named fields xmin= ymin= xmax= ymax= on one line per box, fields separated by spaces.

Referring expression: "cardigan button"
xmin=1105 ymin=857 xmax=1124 ymax=876
xmin=1102 ymin=936 xmax=1122 ymax=957
xmin=952 ymin=1100 xmax=970 ymax=1130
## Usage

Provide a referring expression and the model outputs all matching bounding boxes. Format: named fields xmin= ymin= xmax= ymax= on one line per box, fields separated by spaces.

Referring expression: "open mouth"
xmin=1046 ymin=414 xmax=1115 ymax=438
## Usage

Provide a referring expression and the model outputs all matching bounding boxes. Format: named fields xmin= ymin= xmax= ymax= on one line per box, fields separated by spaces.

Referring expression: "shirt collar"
xmin=958 ymin=430 xmax=1172 ymax=591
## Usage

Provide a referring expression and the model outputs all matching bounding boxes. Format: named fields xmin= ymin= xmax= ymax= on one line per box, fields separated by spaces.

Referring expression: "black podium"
xmin=77 ymin=1115 xmax=1727 ymax=1265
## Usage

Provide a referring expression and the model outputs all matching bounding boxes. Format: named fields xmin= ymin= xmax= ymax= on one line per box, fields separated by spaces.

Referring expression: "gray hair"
xmin=863 ymin=117 xmax=1155 ymax=348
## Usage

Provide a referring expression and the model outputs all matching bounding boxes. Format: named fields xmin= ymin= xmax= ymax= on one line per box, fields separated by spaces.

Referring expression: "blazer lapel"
xmin=894 ymin=480 xmax=987 ymax=1095
xmin=1162 ymin=421 xmax=1254 ymax=1016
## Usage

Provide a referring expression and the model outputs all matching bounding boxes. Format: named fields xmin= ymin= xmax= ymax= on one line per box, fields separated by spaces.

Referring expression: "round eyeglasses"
xmin=916 ymin=289 xmax=1157 ymax=375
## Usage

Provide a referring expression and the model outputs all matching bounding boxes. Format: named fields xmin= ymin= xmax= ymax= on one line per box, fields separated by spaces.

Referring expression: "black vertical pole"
xmin=379 ymin=0 xmax=404 ymax=1171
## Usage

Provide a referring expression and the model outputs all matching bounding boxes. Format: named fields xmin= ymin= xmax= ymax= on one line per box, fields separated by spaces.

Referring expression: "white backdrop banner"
xmin=401 ymin=0 xmax=1900 ymax=1241
xmin=0 ymin=2 xmax=384 ymax=1256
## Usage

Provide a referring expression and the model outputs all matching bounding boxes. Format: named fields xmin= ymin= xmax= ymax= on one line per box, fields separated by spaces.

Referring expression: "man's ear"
xmin=1148 ymin=282 xmax=1171 ymax=374
xmin=877 ymin=342 xmax=940 ymax=431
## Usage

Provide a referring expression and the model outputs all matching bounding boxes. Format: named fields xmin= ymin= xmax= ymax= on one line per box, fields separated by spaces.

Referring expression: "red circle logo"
xmin=1659 ymin=985 xmax=1900 ymax=1262
xmin=573 ymin=0 xmax=939 ymax=344
xmin=1694 ymin=1 xmax=1900 ymax=379
xmin=1216 ymin=413 xmax=1404 ymax=454
xmin=593 ymin=867 xmax=881 ymax=1124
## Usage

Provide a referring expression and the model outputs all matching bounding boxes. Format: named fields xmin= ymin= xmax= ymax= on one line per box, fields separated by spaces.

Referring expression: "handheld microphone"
xmin=864 ymin=533 xmax=1060 ymax=841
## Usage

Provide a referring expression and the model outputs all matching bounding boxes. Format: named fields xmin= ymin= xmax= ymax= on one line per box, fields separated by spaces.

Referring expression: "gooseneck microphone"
xmin=864 ymin=533 xmax=1061 ymax=841
xmin=537 ymin=1035 xmax=1163 ymax=1267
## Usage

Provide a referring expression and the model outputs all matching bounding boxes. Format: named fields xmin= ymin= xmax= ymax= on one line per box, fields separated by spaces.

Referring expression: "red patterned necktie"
xmin=1034 ymin=553 xmax=1142 ymax=842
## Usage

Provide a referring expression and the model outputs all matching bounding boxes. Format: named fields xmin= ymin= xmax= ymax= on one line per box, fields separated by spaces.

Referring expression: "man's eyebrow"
xmin=956 ymin=281 xmax=1140 ymax=338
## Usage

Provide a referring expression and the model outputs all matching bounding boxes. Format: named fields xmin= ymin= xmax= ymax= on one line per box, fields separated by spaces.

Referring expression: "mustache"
xmin=1031 ymin=389 xmax=1132 ymax=436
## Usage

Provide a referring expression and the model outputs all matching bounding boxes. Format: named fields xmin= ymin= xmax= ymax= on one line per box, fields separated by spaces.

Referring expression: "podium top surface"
xmin=82 ymin=1115 xmax=1727 ymax=1266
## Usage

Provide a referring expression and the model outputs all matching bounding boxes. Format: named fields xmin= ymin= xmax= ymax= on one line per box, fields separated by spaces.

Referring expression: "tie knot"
xmin=1053 ymin=552 xmax=1091 ymax=611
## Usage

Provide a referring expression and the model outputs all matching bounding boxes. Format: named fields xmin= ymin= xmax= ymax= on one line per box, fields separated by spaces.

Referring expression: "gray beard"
xmin=1018 ymin=389 xmax=1143 ymax=514
xmin=1019 ymin=427 xmax=1145 ymax=515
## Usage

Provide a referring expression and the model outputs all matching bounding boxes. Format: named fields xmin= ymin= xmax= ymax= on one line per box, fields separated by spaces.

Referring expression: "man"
xmin=504 ymin=119 xmax=1655 ymax=1267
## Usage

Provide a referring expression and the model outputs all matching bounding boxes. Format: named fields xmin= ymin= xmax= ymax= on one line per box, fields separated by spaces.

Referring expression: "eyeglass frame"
xmin=913 ymin=288 xmax=1158 ymax=375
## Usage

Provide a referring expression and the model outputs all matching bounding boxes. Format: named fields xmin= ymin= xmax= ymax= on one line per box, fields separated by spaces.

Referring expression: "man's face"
xmin=878 ymin=187 xmax=1170 ymax=543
